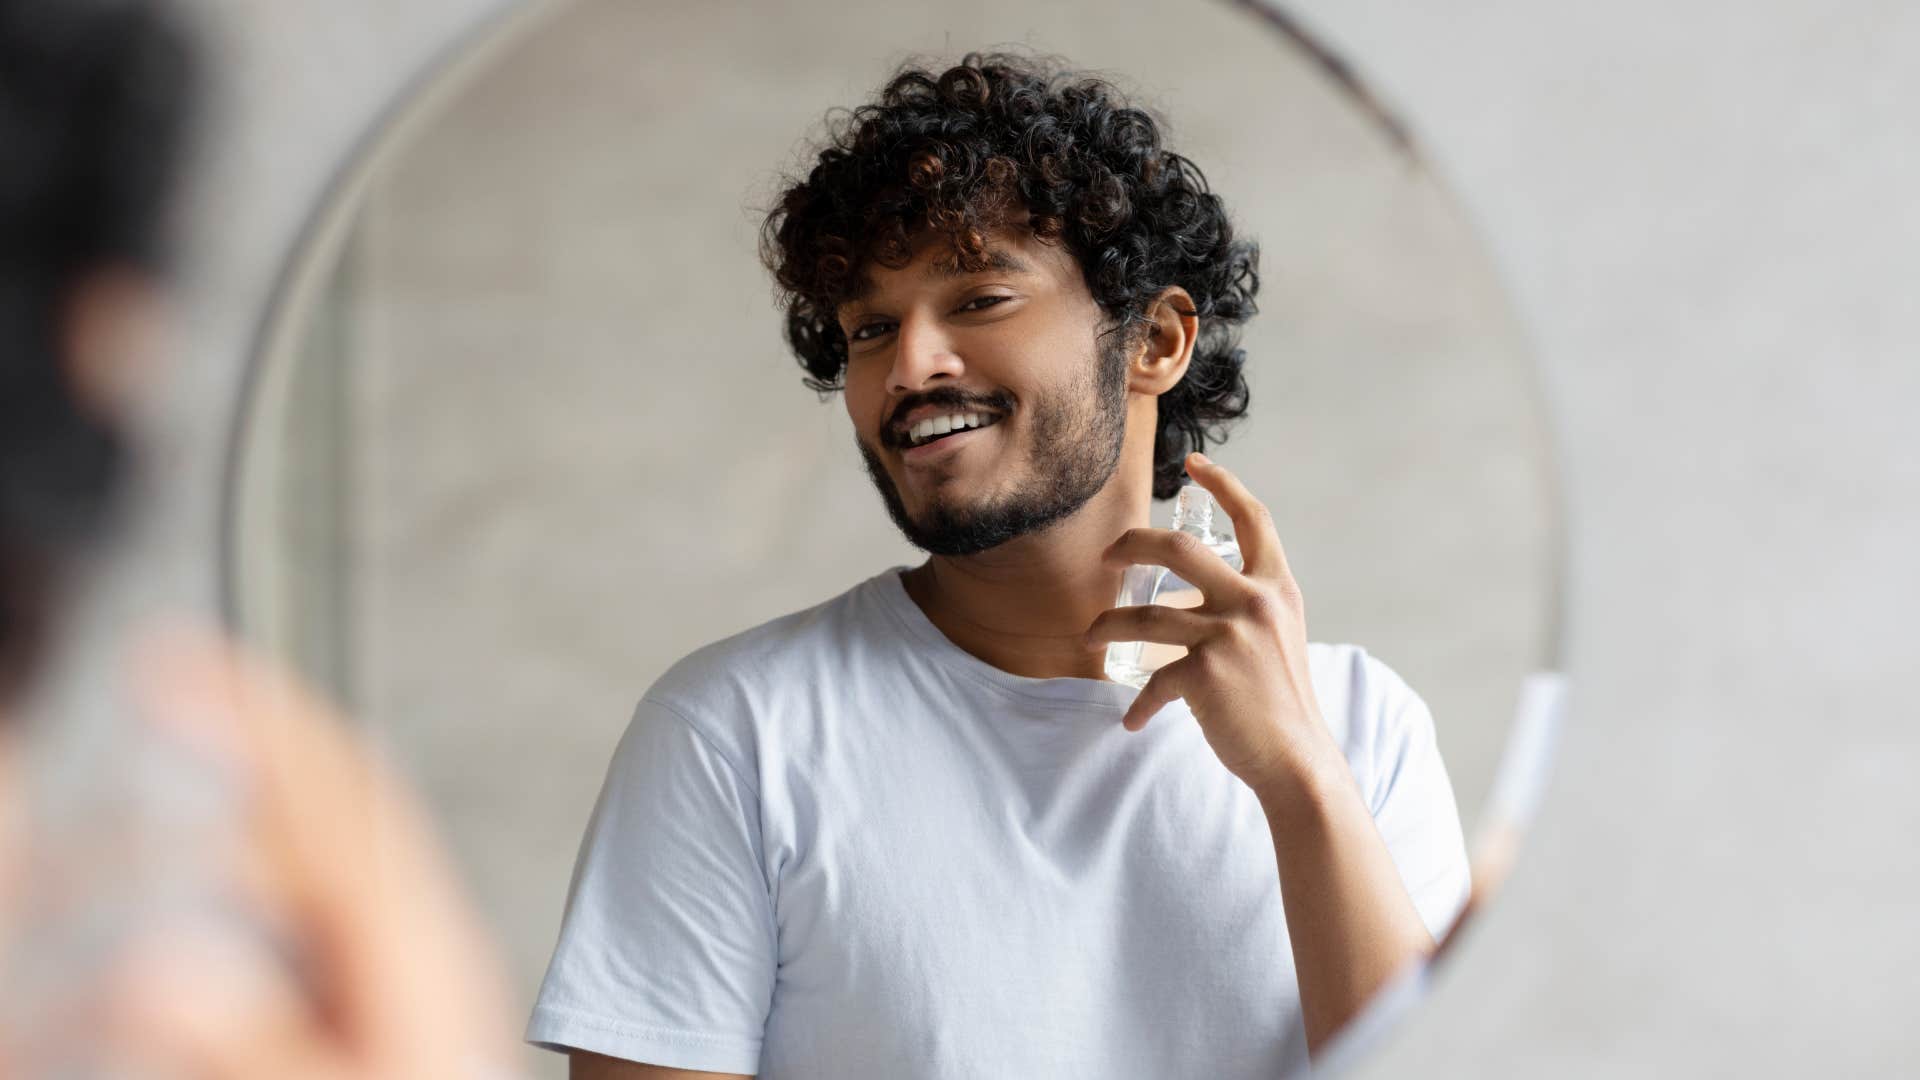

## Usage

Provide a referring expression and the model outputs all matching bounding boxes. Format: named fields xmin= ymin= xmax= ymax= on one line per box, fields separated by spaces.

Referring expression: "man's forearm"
xmin=1255 ymin=750 xmax=1437 ymax=1058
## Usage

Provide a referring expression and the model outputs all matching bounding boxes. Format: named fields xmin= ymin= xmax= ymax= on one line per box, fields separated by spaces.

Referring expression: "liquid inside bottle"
xmin=1104 ymin=484 xmax=1244 ymax=689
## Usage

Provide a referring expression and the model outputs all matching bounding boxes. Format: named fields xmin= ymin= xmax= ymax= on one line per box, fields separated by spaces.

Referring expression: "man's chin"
xmin=897 ymin=498 xmax=1033 ymax=557
xmin=908 ymin=529 xmax=1016 ymax=558
xmin=899 ymin=500 xmax=972 ymax=540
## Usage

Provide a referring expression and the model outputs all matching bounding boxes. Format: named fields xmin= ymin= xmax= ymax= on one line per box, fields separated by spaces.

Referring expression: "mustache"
xmin=884 ymin=387 xmax=1016 ymax=448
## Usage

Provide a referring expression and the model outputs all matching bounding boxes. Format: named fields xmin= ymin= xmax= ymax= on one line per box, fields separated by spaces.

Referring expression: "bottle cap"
xmin=1171 ymin=483 xmax=1214 ymax=531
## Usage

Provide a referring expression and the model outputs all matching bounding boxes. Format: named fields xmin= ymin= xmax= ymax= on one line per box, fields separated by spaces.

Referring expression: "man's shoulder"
xmin=1304 ymin=640 xmax=1429 ymax=750
xmin=641 ymin=569 xmax=895 ymax=720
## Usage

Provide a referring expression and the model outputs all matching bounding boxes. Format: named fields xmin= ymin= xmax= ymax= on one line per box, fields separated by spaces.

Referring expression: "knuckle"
xmin=1186 ymin=647 xmax=1219 ymax=681
xmin=1243 ymin=587 xmax=1287 ymax=626
xmin=1167 ymin=530 xmax=1204 ymax=558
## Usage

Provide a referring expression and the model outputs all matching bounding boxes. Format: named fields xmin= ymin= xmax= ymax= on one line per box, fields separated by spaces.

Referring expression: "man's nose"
xmin=886 ymin=309 xmax=966 ymax=394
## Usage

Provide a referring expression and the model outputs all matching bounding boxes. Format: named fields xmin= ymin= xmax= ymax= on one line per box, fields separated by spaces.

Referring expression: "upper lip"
xmin=889 ymin=403 xmax=1004 ymax=445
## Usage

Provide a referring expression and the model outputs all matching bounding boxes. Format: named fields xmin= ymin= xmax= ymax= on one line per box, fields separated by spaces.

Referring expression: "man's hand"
xmin=1085 ymin=451 xmax=1439 ymax=1058
xmin=1085 ymin=451 xmax=1340 ymax=803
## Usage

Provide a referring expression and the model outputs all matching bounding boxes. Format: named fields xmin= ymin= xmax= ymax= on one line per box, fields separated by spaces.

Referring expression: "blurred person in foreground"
xmin=0 ymin=0 xmax=515 ymax=1075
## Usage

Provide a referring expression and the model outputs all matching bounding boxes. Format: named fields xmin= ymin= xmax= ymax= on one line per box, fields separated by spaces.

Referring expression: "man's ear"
xmin=1126 ymin=286 xmax=1198 ymax=396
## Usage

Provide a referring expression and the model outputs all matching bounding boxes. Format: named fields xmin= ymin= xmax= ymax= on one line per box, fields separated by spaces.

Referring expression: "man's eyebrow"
xmin=936 ymin=248 xmax=1033 ymax=279
xmin=842 ymin=248 xmax=1034 ymax=309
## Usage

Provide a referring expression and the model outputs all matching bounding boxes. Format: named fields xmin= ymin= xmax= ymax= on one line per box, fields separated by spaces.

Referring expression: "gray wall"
xmin=151 ymin=0 xmax=1920 ymax=1077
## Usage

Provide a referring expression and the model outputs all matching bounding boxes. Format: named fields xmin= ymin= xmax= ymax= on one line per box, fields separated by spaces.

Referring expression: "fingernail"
xmin=1191 ymin=452 xmax=1211 ymax=466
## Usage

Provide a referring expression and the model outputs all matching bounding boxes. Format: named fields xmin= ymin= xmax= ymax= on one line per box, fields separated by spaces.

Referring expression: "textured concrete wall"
xmin=151 ymin=0 xmax=1920 ymax=1076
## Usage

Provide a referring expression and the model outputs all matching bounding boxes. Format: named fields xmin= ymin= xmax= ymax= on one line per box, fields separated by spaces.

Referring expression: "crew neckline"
xmin=871 ymin=564 xmax=1143 ymax=713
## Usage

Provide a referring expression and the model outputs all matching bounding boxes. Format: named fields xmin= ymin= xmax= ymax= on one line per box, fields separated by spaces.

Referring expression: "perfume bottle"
xmin=1103 ymin=484 xmax=1243 ymax=688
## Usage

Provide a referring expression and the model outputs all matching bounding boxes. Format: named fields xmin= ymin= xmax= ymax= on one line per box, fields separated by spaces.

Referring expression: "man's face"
xmin=838 ymin=222 xmax=1135 ymax=556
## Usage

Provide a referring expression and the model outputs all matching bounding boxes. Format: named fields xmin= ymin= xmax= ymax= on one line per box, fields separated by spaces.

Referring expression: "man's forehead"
xmin=841 ymin=237 xmax=1040 ymax=308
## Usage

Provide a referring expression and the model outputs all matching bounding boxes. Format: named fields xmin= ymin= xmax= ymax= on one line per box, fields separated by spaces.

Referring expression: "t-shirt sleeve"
xmin=1358 ymin=655 xmax=1473 ymax=942
xmin=525 ymin=696 xmax=775 ymax=1075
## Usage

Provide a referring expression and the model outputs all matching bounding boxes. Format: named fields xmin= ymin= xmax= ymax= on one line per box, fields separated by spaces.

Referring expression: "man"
xmin=528 ymin=52 xmax=1469 ymax=1080
xmin=0 ymin=2 xmax=516 ymax=1075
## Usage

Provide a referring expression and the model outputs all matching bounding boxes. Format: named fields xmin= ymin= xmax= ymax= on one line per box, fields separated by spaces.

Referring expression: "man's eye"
xmin=847 ymin=295 xmax=1012 ymax=343
xmin=960 ymin=294 xmax=1011 ymax=312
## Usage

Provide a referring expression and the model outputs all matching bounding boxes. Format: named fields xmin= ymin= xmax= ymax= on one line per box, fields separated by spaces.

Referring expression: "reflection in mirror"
xmin=227 ymin=1 xmax=1565 ymax=1076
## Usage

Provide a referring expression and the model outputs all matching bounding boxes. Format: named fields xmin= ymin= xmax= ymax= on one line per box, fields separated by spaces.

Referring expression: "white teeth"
xmin=908 ymin=411 xmax=997 ymax=446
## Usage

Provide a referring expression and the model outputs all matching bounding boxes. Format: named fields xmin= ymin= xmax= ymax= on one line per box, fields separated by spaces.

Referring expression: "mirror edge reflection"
xmin=218 ymin=0 xmax=565 ymax=684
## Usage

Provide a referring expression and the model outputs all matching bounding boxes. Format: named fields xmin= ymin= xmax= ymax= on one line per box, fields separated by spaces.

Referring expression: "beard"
xmin=855 ymin=327 xmax=1133 ymax=557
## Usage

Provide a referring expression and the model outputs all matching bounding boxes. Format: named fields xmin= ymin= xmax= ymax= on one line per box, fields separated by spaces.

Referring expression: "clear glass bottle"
xmin=1104 ymin=484 xmax=1243 ymax=688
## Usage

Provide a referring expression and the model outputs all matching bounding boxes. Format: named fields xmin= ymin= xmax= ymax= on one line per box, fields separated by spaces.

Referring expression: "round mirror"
xmin=226 ymin=1 xmax=1566 ymax=1076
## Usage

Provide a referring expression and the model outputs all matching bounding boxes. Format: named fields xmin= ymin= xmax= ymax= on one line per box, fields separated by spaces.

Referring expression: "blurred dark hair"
xmin=757 ymin=50 xmax=1260 ymax=500
xmin=0 ymin=0 xmax=200 ymax=693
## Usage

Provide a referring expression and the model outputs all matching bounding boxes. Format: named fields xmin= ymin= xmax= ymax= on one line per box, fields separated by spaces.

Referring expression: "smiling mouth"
xmin=897 ymin=410 xmax=1006 ymax=450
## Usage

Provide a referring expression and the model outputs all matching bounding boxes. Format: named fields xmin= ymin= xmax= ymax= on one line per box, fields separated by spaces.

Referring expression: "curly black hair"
xmin=0 ymin=0 xmax=199 ymax=694
xmin=757 ymin=50 xmax=1260 ymax=500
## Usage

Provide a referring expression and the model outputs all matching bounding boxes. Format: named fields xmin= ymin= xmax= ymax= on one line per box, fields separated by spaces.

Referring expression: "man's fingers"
xmin=1183 ymin=452 xmax=1293 ymax=585
xmin=1102 ymin=526 xmax=1249 ymax=602
xmin=1119 ymin=655 xmax=1200 ymax=732
xmin=1085 ymin=603 xmax=1213 ymax=648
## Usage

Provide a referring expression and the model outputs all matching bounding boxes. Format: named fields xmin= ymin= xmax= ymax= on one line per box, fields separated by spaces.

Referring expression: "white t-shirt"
xmin=526 ymin=565 xmax=1470 ymax=1078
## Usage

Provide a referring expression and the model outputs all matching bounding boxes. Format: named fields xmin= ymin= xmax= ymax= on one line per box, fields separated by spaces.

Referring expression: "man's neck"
xmin=900 ymin=486 xmax=1151 ymax=681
